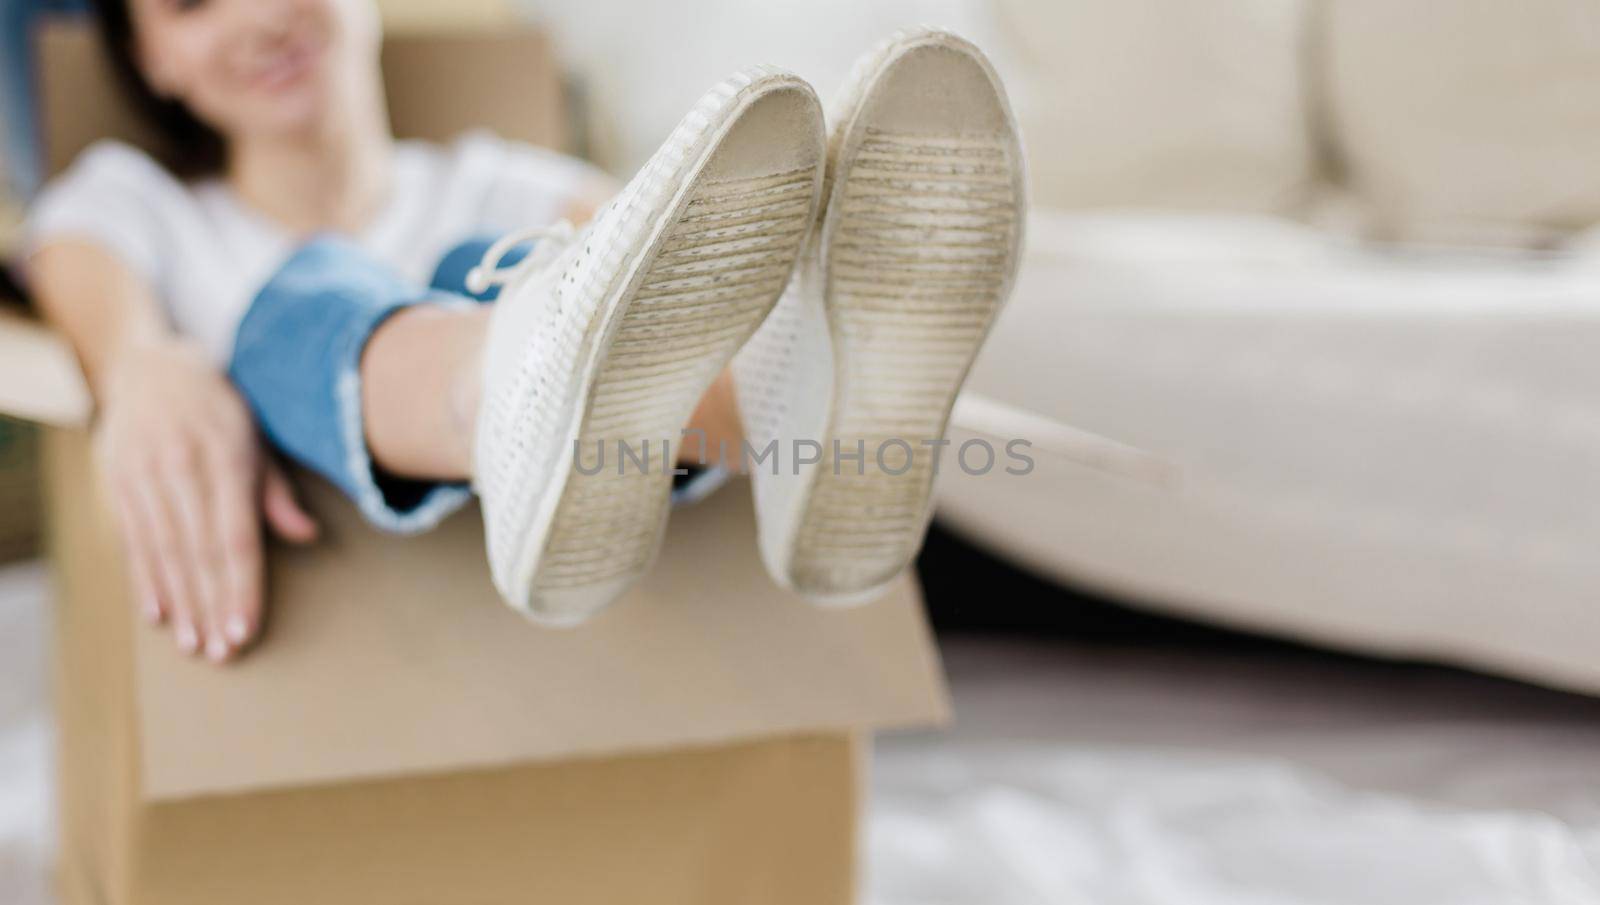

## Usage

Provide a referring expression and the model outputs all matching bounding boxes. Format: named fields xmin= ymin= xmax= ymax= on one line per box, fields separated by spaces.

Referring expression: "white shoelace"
xmin=463 ymin=220 xmax=578 ymax=296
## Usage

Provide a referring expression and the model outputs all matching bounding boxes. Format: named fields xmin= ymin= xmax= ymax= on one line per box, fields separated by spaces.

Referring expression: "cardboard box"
xmin=7 ymin=20 xmax=950 ymax=905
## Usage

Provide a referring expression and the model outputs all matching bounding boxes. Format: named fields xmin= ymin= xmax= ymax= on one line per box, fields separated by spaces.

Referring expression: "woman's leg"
xmin=685 ymin=369 xmax=744 ymax=470
xmin=231 ymin=233 xmax=747 ymax=538
xmin=361 ymin=226 xmax=747 ymax=485
xmin=358 ymin=303 xmax=488 ymax=480
xmin=358 ymin=303 xmax=745 ymax=481
xmin=229 ymin=236 xmax=479 ymax=533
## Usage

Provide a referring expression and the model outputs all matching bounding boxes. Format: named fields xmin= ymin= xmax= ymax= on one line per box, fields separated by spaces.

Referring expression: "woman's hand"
xmin=93 ymin=338 xmax=319 ymax=663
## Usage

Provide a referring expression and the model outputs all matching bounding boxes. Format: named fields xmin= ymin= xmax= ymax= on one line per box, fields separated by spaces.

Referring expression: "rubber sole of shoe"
xmin=516 ymin=71 xmax=825 ymax=622
xmin=783 ymin=30 xmax=1026 ymax=602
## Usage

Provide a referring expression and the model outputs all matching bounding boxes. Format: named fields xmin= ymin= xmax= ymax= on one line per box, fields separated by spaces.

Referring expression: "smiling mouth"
xmin=251 ymin=37 xmax=321 ymax=92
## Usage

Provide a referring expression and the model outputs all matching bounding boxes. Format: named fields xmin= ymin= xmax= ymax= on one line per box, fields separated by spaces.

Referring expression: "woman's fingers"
xmin=206 ymin=439 xmax=265 ymax=653
xmin=111 ymin=489 xmax=165 ymax=626
xmin=117 ymin=438 xmax=311 ymax=664
xmin=261 ymin=460 xmax=319 ymax=544
xmin=114 ymin=435 xmax=278 ymax=664
xmin=163 ymin=442 xmax=237 ymax=662
xmin=86 ymin=339 xmax=303 ymax=665
xmin=129 ymin=476 xmax=205 ymax=656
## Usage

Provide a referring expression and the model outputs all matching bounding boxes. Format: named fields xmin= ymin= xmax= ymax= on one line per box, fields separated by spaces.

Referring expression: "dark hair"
xmin=88 ymin=0 xmax=227 ymax=178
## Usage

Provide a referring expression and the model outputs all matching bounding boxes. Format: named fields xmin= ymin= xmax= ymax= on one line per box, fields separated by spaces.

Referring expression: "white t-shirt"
xmin=23 ymin=133 xmax=608 ymax=365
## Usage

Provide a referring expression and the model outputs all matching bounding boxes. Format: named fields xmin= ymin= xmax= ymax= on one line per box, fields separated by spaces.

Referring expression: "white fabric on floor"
xmin=3 ymin=560 xmax=1598 ymax=903
xmin=0 ymin=560 xmax=53 ymax=905
xmin=871 ymin=638 xmax=1600 ymax=904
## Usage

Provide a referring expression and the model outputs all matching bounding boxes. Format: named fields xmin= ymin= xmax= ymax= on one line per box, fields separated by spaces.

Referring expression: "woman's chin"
xmin=245 ymin=95 xmax=338 ymax=143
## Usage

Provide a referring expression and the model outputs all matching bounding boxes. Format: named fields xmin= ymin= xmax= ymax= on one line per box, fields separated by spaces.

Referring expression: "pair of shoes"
xmin=470 ymin=28 xmax=1025 ymax=624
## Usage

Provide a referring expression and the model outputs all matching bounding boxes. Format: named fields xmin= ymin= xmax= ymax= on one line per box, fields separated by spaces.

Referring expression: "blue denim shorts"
xmin=228 ymin=235 xmax=727 ymax=533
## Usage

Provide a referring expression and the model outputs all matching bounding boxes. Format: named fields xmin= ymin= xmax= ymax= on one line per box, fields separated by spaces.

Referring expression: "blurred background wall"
xmin=509 ymin=0 xmax=1002 ymax=174
xmin=377 ymin=0 xmax=516 ymax=29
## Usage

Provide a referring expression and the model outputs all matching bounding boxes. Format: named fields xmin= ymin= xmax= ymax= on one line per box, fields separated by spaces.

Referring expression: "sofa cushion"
xmin=992 ymin=0 xmax=1314 ymax=214
xmin=1325 ymin=0 xmax=1600 ymax=246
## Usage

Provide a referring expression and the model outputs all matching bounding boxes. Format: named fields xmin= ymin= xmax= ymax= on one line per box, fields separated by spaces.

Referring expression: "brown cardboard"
xmin=47 ymin=425 xmax=881 ymax=905
xmin=26 ymin=373 xmax=944 ymax=800
xmin=137 ymin=466 xmax=943 ymax=801
xmin=15 ymin=19 xmax=950 ymax=905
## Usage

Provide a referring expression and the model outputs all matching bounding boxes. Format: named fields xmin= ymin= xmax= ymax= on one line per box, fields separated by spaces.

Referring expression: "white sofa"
xmin=942 ymin=215 xmax=1600 ymax=693
xmin=937 ymin=0 xmax=1600 ymax=694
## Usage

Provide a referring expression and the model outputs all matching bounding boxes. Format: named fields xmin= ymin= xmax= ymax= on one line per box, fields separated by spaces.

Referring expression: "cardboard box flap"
xmin=101 ymin=465 xmax=948 ymax=801
xmin=0 ymin=307 xmax=92 ymax=427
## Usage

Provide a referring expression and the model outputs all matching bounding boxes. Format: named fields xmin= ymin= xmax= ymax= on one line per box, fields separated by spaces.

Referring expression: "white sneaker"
xmin=734 ymin=29 xmax=1027 ymax=604
xmin=472 ymin=67 xmax=826 ymax=624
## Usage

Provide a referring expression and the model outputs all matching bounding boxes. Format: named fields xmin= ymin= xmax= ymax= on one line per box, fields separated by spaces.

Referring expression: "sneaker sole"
xmin=782 ymin=30 xmax=1026 ymax=603
xmin=511 ymin=69 xmax=826 ymax=622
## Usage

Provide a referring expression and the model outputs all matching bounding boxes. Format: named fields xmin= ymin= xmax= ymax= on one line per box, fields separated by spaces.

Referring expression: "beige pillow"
xmin=1325 ymin=0 xmax=1600 ymax=246
xmin=991 ymin=0 xmax=1314 ymax=214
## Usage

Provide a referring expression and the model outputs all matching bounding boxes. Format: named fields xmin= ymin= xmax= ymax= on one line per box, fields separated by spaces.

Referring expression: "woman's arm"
xmin=29 ymin=241 xmax=318 ymax=663
xmin=29 ymin=240 xmax=168 ymax=393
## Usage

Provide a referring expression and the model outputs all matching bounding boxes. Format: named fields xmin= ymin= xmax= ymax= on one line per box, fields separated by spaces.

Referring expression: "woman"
xmin=22 ymin=0 xmax=1026 ymax=663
